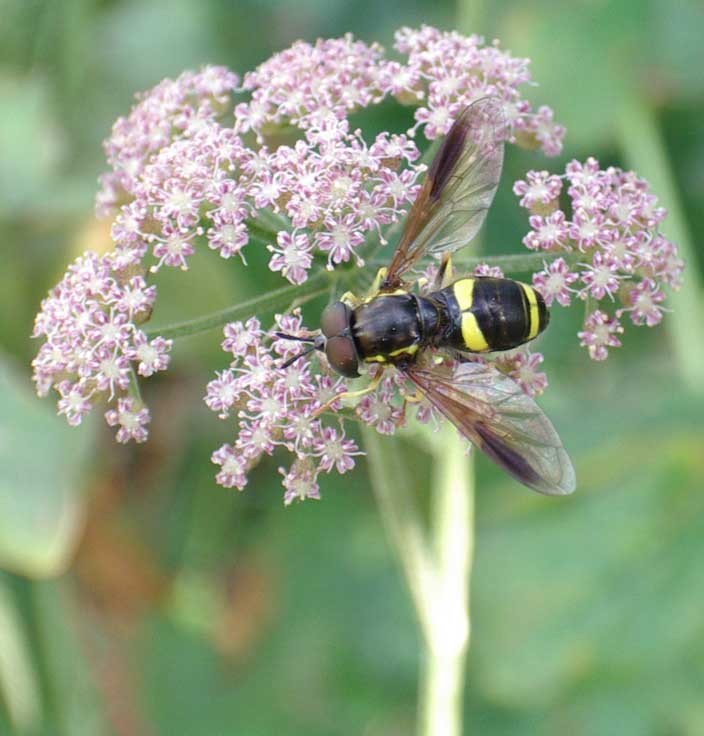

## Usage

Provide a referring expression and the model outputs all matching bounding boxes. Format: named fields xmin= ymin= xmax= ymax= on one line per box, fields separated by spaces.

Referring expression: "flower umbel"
xmin=519 ymin=158 xmax=683 ymax=361
xmin=31 ymin=28 xmax=683 ymax=502
xmin=32 ymin=252 xmax=170 ymax=443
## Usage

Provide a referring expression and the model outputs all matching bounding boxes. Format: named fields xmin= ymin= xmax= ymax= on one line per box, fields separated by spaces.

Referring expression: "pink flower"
xmin=313 ymin=427 xmax=362 ymax=474
xmin=31 ymin=251 xmax=171 ymax=437
xmin=267 ymin=231 xmax=313 ymax=285
xmin=578 ymin=311 xmax=624 ymax=361
xmin=622 ymin=279 xmax=666 ymax=327
xmin=532 ymin=258 xmax=578 ymax=307
xmin=579 ymin=251 xmax=623 ymax=301
xmin=105 ymin=397 xmax=151 ymax=443
xmin=495 ymin=352 xmax=548 ymax=397
xmin=212 ymin=444 xmax=248 ymax=490
xmin=518 ymin=159 xmax=682 ymax=359
xmin=281 ymin=459 xmax=321 ymax=506
xmin=523 ymin=211 xmax=570 ymax=251
xmin=513 ymin=170 xmax=563 ymax=210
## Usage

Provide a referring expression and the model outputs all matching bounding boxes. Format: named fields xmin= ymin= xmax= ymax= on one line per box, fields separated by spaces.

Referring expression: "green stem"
xmin=127 ymin=366 xmax=143 ymax=402
xmin=420 ymin=428 xmax=474 ymax=736
xmin=617 ymin=96 xmax=704 ymax=395
xmin=245 ymin=218 xmax=281 ymax=243
xmin=362 ymin=424 xmax=475 ymax=736
xmin=144 ymin=270 xmax=331 ymax=340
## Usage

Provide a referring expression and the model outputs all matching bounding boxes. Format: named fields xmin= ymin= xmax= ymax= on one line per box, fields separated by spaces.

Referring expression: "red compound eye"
xmin=320 ymin=301 xmax=351 ymax=338
xmin=325 ymin=335 xmax=359 ymax=378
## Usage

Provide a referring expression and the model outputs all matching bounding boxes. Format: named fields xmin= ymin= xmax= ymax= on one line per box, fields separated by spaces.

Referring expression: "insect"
xmin=278 ymin=97 xmax=576 ymax=496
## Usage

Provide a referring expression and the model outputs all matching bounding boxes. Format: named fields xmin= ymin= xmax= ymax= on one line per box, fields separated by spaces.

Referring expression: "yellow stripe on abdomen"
xmin=520 ymin=283 xmax=540 ymax=340
xmin=452 ymin=278 xmax=475 ymax=311
xmin=460 ymin=312 xmax=490 ymax=352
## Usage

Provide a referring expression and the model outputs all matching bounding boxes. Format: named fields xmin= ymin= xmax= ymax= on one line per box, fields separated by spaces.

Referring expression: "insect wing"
xmin=405 ymin=360 xmax=576 ymax=496
xmin=384 ymin=97 xmax=506 ymax=288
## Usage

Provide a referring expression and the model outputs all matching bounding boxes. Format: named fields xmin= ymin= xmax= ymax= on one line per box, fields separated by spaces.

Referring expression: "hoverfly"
xmin=279 ymin=97 xmax=576 ymax=495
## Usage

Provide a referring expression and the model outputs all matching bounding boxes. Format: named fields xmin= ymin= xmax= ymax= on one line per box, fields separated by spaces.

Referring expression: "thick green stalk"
xmin=362 ymin=424 xmax=475 ymax=736
xmin=617 ymin=96 xmax=704 ymax=395
xmin=420 ymin=428 xmax=474 ymax=736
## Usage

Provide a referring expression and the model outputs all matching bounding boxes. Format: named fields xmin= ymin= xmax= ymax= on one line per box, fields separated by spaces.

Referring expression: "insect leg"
xmin=433 ymin=254 xmax=455 ymax=290
xmin=312 ymin=369 xmax=384 ymax=418
xmin=365 ymin=267 xmax=389 ymax=298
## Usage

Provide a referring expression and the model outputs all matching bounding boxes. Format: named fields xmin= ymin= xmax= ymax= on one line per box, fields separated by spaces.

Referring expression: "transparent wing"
xmin=405 ymin=359 xmax=576 ymax=496
xmin=384 ymin=97 xmax=506 ymax=289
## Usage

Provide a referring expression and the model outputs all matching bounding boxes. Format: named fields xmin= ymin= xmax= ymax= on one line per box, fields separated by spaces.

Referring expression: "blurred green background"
xmin=1 ymin=1 xmax=704 ymax=734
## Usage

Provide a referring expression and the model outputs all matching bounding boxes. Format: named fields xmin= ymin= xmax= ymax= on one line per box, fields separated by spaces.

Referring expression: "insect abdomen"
xmin=437 ymin=277 xmax=548 ymax=352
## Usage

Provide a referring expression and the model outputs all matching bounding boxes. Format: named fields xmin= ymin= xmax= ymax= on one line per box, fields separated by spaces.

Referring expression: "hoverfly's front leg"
xmin=311 ymin=368 xmax=385 ymax=419
xmin=338 ymin=290 xmax=362 ymax=309
xmin=433 ymin=253 xmax=455 ymax=290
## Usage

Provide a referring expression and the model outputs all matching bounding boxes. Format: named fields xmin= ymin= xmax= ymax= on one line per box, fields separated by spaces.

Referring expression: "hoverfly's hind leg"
xmin=311 ymin=368 xmax=385 ymax=418
xmin=397 ymin=386 xmax=425 ymax=427
xmin=433 ymin=253 xmax=455 ymax=290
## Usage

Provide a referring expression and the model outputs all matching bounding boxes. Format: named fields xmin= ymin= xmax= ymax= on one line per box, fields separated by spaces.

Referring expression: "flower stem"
xmin=144 ymin=269 xmax=331 ymax=340
xmin=245 ymin=217 xmax=281 ymax=243
xmin=362 ymin=424 xmax=475 ymax=736
xmin=617 ymin=95 xmax=704 ymax=395
xmin=421 ymin=427 xmax=474 ymax=736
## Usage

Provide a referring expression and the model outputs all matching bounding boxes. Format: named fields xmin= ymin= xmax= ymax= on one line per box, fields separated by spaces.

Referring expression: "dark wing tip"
xmin=475 ymin=422 xmax=576 ymax=497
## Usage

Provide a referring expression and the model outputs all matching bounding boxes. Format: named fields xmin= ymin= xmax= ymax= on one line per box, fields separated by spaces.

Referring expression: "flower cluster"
xmin=515 ymin=159 xmax=684 ymax=360
xmin=96 ymin=27 xmax=563 ymax=289
xmin=393 ymin=26 xmax=565 ymax=153
xmin=35 ymin=27 xmax=565 ymax=468
xmin=31 ymin=252 xmax=170 ymax=441
xmin=206 ymin=312 xmax=365 ymax=504
xmin=32 ymin=27 xmax=684 ymax=503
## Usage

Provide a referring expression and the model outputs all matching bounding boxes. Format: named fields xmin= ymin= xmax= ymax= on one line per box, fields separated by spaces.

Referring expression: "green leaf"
xmin=0 ymin=577 xmax=41 ymax=733
xmin=0 ymin=360 xmax=94 ymax=578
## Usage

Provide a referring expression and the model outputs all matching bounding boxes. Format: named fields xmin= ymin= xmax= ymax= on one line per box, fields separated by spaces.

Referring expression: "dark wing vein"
xmin=405 ymin=360 xmax=576 ymax=496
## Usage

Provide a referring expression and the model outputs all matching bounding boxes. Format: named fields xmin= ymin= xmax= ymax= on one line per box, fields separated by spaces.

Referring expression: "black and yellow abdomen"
xmin=435 ymin=276 xmax=549 ymax=353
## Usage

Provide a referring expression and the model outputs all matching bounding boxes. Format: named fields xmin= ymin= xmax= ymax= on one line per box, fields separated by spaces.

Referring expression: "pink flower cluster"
xmin=206 ymin=313 xmax=363 ymax=504
xmin=96 ymin=28 xmax=564 ymax=288
xmin=36 ymin=27 xmax=565 ymax=460
xmin=31 ymin=252 xmax=170 ymax=441
xmin=393 ymin=26 xmax=565 ymax=152
xmin=515 ymin=159 xmax=683 ymax=360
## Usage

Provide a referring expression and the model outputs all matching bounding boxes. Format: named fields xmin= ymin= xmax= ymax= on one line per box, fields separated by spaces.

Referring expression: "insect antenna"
xmin=274 ymin=332 xmax=324 ymax=370
xmin=280 ymin=345 xmax=317 ymax=369
xmin=273 ymin=332 xmax=315 ymax=343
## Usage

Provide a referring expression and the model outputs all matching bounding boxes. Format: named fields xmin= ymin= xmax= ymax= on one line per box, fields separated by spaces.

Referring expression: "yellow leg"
xmin=366 ymin=267 xmax=388 ymax=298
xmin=313 ymin=369 xmax=384 ymax=418
xmin=340 ymin=290 xmax=362 ymax=308
xmin=404 ymin=388 xmax=424 ymax=404
xmin=434 ymin=254 xmax=455 ymax=290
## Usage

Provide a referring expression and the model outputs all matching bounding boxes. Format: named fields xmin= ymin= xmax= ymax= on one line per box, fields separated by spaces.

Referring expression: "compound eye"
xmin=320 ymin=302 xmax=351 ymax=338
xmin=325 ymin=336 xmax=359 ymax=378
